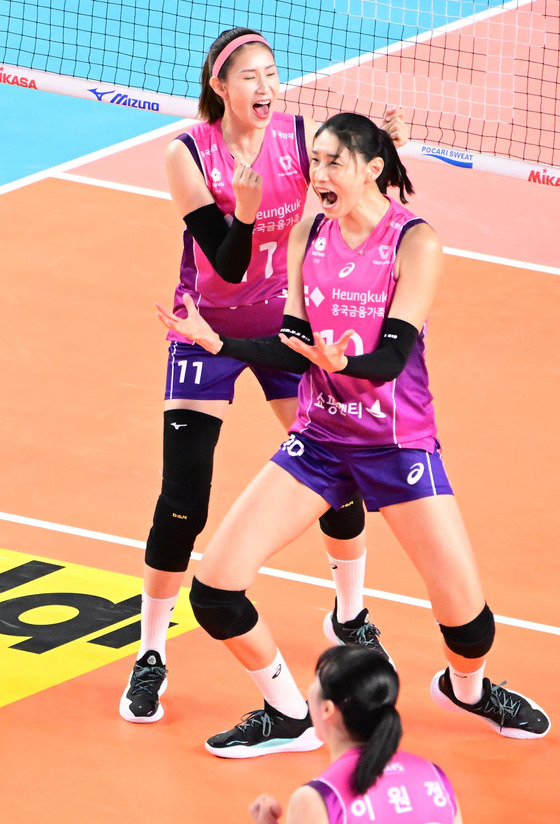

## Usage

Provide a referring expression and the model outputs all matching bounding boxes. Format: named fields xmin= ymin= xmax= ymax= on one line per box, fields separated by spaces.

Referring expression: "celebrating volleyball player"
xmin=157 ymin=112 xmax=550 ymax=755
xmin=120 ymin=29 xmax=408 ymax=723
xmin=250 ymin=646 xmax=462 ymax=824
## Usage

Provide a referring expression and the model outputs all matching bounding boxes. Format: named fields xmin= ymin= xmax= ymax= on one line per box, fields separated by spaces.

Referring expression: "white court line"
xmin=40 ymin=170 xmax=560 ymax=277
xmin=0 ymin=511 xmax=558 ymax=638
xmin=55 ymin=172 xmax=171 ymax=200
xmin=444 ymin=248 xmax=560 ymax=277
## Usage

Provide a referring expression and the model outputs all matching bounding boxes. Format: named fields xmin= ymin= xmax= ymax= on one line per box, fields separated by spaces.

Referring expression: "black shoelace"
xmin=130 ymin=664 xmax=167 ymax=695
xmin=237 ymin=709 xmax=273 ymax=737
xmin=484 ymin=682 xmax=524 ymax=729
xmin=348 ymin=623 xmax=382 ymax=647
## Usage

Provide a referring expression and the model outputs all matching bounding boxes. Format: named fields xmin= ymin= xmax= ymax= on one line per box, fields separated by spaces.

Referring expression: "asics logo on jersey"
xmin=407 ymin=463 xmax=425 ymax=485
xmin=339 ymin=262 xmax=356 ymax=278
xmin=170 ymin=422 xmax=188 ymax=429
xmin=365 ymin=400 xmax=386 ymax=419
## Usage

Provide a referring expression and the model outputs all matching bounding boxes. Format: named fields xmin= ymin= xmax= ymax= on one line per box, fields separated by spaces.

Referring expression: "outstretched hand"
xmin=280 ymin=329 xmax=355 ymax=372
xmin=249 ymin=794 xmax=283 ymax=824
xmin=156 ymin=294 xmax=223 ymax=354
xmin=382 ymin=106 xmax=409 ymax=148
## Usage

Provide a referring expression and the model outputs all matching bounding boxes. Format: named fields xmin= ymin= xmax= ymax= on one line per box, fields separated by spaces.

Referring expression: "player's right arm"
xmin=165 ymin=138 xmax=262 ymax=283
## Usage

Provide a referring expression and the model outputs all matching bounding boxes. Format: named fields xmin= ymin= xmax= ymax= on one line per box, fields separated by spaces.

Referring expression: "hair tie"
xmin=211 ymin=34 xmax=271 ymax=78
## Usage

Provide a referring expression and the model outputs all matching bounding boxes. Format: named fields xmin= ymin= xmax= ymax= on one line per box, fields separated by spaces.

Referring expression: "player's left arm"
xmin=388 ymin=222 xmax=444 ymax=329
xmin=286 ymin=222 xmax=442 ymax=379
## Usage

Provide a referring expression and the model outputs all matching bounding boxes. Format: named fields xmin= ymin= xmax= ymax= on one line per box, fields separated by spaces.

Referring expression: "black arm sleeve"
xmin=184 ymin=203 xmax=254 ymax=284
xmin=338 ymin=317 xmax=419 ymax=382
xmin=217 ymin=315 xmax=312 ymax=374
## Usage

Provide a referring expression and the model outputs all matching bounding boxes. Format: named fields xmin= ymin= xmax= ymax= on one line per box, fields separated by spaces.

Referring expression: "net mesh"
xmin=1 ymin=0 xmax=559 ymax=166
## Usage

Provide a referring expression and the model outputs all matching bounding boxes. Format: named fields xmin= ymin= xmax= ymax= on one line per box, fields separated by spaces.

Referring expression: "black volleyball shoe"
xmin=431 ymin=668 xmax=551 ymax=739
xmin=119 ymin=650 xmax=168 ymax=723
xmin=323 ymin=599 xmax=394 ymax=667
xmin=205 ymin=701 xmax=323 ymax=758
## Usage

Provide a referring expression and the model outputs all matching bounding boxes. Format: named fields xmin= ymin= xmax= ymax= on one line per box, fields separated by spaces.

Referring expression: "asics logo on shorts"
xmin=407 ymin=462 xmax=425 ymax=485
xmin=281 ymin=434 xmax=305 ymax=457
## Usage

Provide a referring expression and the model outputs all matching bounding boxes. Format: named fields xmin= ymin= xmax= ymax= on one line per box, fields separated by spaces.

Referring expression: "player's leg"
xmin=191 ymin=459 xmax=331 ymax=757
xmin=382 ymin=493 xmax=550 ymax=739
xmin=120 ymin=343 xmax=239 ymax=723
xmin=269 ymin=390 xmax=381 ymax=655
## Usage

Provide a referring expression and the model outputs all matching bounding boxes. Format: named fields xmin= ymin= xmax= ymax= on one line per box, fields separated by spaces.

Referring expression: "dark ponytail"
xmin=314 ymin=112 xmax=414 ymax=203
xmin=316 ymin=646 xmax=403 ymax=795
xmin=198 ymin=27 xmax=271 ymax=123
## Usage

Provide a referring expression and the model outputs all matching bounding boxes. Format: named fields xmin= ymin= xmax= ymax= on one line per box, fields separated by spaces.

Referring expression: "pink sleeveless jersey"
xmin=169 ymin=111 xmax=309 ymax=341
xmin=308 ymin=748 xmax=457 ymax=824
xmin=292 ymin=198 xmax=437 ymax=449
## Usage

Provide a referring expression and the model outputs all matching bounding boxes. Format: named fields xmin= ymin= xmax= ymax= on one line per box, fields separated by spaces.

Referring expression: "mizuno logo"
xmin=88 ymin=88 xmax=116 ymax=101
xmin=171 ymin=422 xmax=188 ymax=429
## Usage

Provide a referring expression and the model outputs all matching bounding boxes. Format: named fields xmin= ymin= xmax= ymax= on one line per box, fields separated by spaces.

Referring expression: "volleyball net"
xmin=2 ymin=0 xmax=559 ymax=181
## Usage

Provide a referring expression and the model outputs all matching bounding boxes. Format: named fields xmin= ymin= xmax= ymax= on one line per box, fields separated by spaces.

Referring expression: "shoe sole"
xmin=430 ymin=670 xmax=551 ymax=739
xmin=119 ymin=677 xmax=168 ymax=724
xmin=205 ymin=727 xmax=324 ymax=759
xmin=323 ymin=611 xmax=396 ymax=670
xmin=323 ymin=611 xmax=340 ymax=646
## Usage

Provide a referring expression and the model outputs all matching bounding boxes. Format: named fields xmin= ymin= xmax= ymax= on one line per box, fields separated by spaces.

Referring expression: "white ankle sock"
xmin=248 ymin=650 xmax=308 ymax=719
xmin=449 ymin=662 xmax=486 ymax=704
xmin=137 ymin=589 xmax=179 ymax=664
xmin=327 ymin=552 xmax=367 ymax=622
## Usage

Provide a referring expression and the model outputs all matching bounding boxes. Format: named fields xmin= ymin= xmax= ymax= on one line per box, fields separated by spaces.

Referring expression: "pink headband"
xmin=211 ymin=34 xmax=271 ymax=78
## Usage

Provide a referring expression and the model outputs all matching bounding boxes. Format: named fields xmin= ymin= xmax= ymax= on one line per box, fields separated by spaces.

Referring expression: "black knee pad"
xmin=439 ymin=604 xmax=495 ymax=659
xmin=189 ymin=576 xmax=259 ymax=640
xmin=145 ymin=409 xmax=222 ymax=573
xmin=319 ymin=493 xmax=365 ymax=540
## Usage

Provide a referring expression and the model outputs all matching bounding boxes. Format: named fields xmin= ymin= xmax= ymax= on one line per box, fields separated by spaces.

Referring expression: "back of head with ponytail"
xmin=316 ymin=646 xmax=403 ymax=795
xmin=314 ymin=112 xmax=414 ymax=203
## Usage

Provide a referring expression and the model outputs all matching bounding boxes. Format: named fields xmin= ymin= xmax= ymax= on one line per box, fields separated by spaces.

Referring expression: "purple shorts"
xmin=270 ymin=432 xmax=453 ymax=511
xmin=164 ymin=341 xmax=301 ymax=402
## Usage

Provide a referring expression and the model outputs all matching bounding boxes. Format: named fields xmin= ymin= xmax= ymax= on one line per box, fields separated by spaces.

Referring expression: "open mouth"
xmin=253 ymin=100 xmax=271 ymax=118
xmin=317 ymin=189 xmax=338 ymax=208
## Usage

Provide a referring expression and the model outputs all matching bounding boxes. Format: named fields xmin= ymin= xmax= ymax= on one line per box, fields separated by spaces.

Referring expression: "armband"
xmin=184 ymin=203 xmax=254 ymax=284
xmin=338 ymin=317 xmax=418 ymax=382
xmin=217 ymin=314 xmax=312 ymax=373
